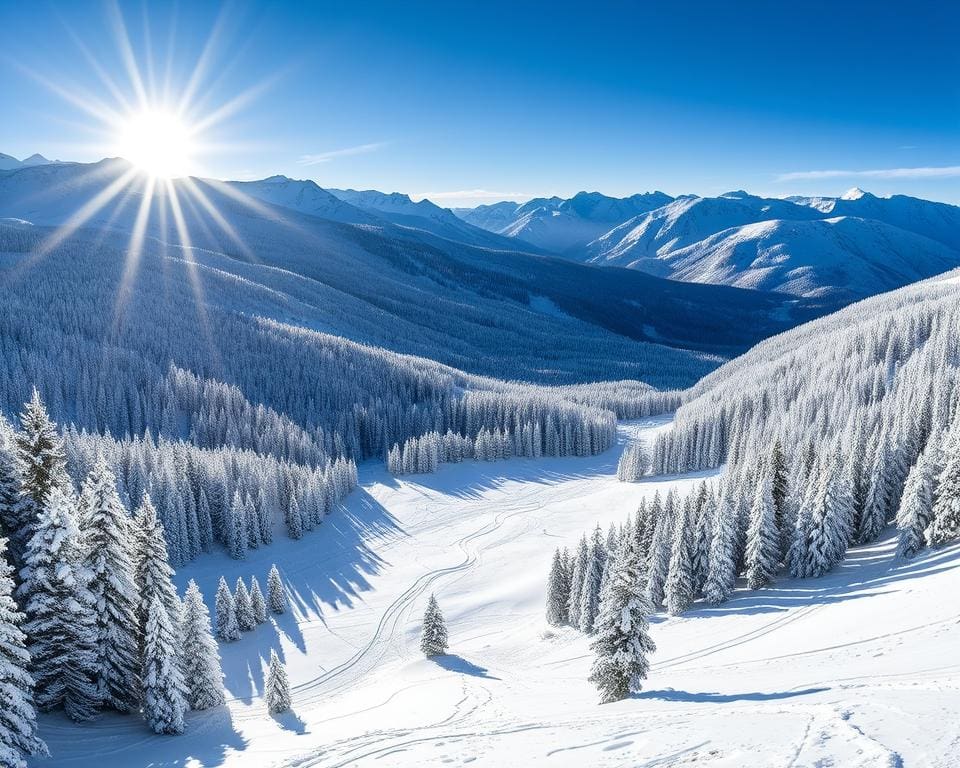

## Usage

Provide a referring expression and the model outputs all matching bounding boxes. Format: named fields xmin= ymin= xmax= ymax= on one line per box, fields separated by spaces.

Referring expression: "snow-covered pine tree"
xmin=545 ymin=548 xmax=570 ymax=625
xmin=690 ymin=483 xmax=712 ymax=595
xmin=267 ymin=564 xmax=287 ymax=614
xmin=770 ymin=440 xmax=789 ymax=536
xmin=18 ymin=486 xmax=100 ymax=721
xmin=896 ymin=446 xmax=935 ymax=558
xmin=703 ymin=489 xmax=737 ymax=604
xmin=228 ymin=491 xmax=248 ymax=559
xmin=180 ymin=580 xmax=225 ymax=711
xmin=134 ymin=494 xmax=181 ymax=642
xmin=234 ymin=577 xmax=256 ymax=632
xmin=250 ymin=577 xmax=268 ymax=625
xmin=566 ymin=535 xmax=588 ymax=627
xmin=285 ymin=496 xmax=303 ymax=541
xmin=578 ymin=526 xmax=606 ymax=633
xmin=588 ymin=538 xmax=656 ymax=703
xmin=645 ymin=491 xmax=673 ymax=608
xmin=859 ymin=433 xmax=893 ymax=544
xmin=745 ymin=472 xmax=778 ymax=589
xmin=214 ymin=577 xmax=240 ymax=642
xmin=929 ymin=424 xmax=960 ymax=546
xmin=664 ymin=496 xmax=694 ymax=615
xmin=141 ymin=594 xmax=187 ymax=734
xmin=0 ymin=537 xmax=47 ymax=767
xmin=12 ymin=390 xmax=70 ymax=571
xmin=79 ymin=458 xmax=141 ymax=713
xmin=419 ymin=594 xmax=448 ymax=657
xmin=0 ymin=416 xmax=27 ymax=569
xmin=788 ymin=484 xmax=815 ymax=578
xmin=264 ymin=648 xmax=291 ymax=714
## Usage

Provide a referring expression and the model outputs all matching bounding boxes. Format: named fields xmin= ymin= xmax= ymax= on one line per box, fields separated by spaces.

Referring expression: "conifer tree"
xmin=703 ymin=490 xmax=737 ymax=604
xmin=181 ymin=580 xmax=225 ymax=711
xmin=250 ymin=577 xmax=268 ymax=625
xmin=859 ymin=434 xmax=892 ymax=544
xmin=18 ymin=487 xmax=100 ymax=721
xmin=690 ymin=484 xmax=712 ymax=595
xmin=80 ymin=458 xmax=141 ymax=713
xmin=929 ymin=426 xmax=960 ymax=546
xmin=645 ymin=491 xmax=673 ymax=608
xmin=566 ymin=535 xmax=588 ymax=627
xmin=214 ymin=577 xmax=240 ymax=642
xmin=545 ymin=548 xmax=570 ymax=625
xmin=142 ymin=595 xmax=187 ymax=735
xmin=588 ymin=539 xmax=656 ymax=703
xmin=234 ymin=577 xmax=256 ymax=632
xmin=228 ymin=491 xmax=248 ymax=559
xmin=578 ymin=526 xmax=606 ymax=633
xmin=896 ymin=448 xmax=935 ymax=558
xmin=0 ymin=537 xmax=47 ymax=767
xmin=745 ymin=473 xmax=778 ymax=589
xmin=664 ymin=499 xmax=694 ymax=615
xmin=12 ymin=390 xmax=70 ymax=571
xmin=0 ymin=417 xmax=26 ymax=567
xmin=134 ymin=495 xmax=181 ymax=642
xmin=264 ymin=648 xmax=291 ymax=714
xmin=419 ymin=594 xmax=448 ymax=657
xmin=267 ymin=565 xmax=287 ymax=614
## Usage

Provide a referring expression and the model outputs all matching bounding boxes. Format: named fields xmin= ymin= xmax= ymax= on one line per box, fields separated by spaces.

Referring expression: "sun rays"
xmin=15 ymin=1 xmax=289 ymax=362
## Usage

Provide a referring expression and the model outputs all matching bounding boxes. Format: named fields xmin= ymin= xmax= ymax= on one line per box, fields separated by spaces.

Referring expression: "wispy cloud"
xmin=776 ymin=166 xmax=960 ymax=182
xmin=298 ymin=141 xmax=388 ymax=165
xmin=414 ymin=188 xmax=533 ymax=202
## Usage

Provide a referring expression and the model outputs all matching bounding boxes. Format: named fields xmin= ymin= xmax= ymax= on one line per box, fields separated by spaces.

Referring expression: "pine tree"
xmin=0 ymin=537 xmax=47 ymax=767
xmin=690 ymin=485 xmax=712 ymax=596
xmin=545 ymin=548 xmax=570 ymax=625
xmin=234 ymin=577 xmax=256 ymax=632
xmin=214 ymin=577 xmax=240 ymax=642
xmin=896 ymin=448 xmax=934 ymax=558
xmin=181 ymin=580 xmax=225 ymax=711
xmin=228 ymin=491 xmax=248 ymax=559
xmin=578 ymin=526 xmax=605 ymax=633
xmin=80 ymin=458 xmax=141 ymax=713
xmin=929 ymin=426 xmax=960 ymax=546
xmin=745 ymin=473 xmax=778 ymax=589
xmin=566 ymin=535 xmax=588 ymax=627
xmin=664 ymin=499 xmax=694 ymax=615
xmin=134 ymin=495 xmax=181 ymax=645
xmin=142 ymin=595 xmax=187 ymax=734
xmin=859 ymin=433 xmax=892 ymax=544
xmin=267 ymin=565 xmax=287 ymax=614
xmin=11 ymin=390 xmax=70 ymax=571
xmin=0 ymin=417 xmax=27 ymax=570
xmin=646 ymin=491 xmax=673 ymax=608
xmin=419 ymin=594 xmax=448 ymax=657
xmin=588 ymin=539 xmax=656 ymax=703
xmin=264 ymin=648 xmax=291 ymax=714
xmin=703 ymin=490 xmax=737 ymax=604
xmin=250 ymin=577 xmax=268 ymax=625
xmin=18 ymin=487 xmax=100 ymax=721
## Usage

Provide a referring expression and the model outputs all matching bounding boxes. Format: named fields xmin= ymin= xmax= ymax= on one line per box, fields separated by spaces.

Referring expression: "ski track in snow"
xmin=31 ymin=417 xmax=960 ymax=768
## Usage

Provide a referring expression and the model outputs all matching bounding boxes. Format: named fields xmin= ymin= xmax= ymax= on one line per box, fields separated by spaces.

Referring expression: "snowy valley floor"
xmin=34 ymin=418 xmax=960 ymax=767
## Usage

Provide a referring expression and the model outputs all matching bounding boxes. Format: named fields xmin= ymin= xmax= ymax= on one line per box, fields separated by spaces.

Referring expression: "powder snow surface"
xmin=34 ymin=418 xmax=960 ymax=767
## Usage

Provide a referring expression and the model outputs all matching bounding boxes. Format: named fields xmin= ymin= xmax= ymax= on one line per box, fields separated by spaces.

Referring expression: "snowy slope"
xmin=228 ymin=176 xmax=380 ymax=225
xmin=0 ymin=152 xmax=53 ymax=170
xmin=633 ymin=215 xmax=960 ymax=300
xmin=33 ymin=418 xmax=960 ymax=767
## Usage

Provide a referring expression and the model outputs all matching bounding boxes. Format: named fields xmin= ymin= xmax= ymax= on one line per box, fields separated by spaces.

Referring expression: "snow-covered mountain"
xmin=227 ymin=175 xmax=381 ymax=225
xmin=328 ymin=187 xmax=529 ymax=250
xmin=0 ymin=159 xmax=818 ymax=389
xmin=0 ymin=152 xmax=53 ymax=170
xmin=458 ymin=190 xmax=673 ymax=253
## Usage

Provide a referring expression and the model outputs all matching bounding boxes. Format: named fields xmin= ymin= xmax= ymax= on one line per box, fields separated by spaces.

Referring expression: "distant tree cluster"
xmin=214 ymin=564 xmax=286 ymax=642
xmin=645 ymin=280 xmax=960 ymax=559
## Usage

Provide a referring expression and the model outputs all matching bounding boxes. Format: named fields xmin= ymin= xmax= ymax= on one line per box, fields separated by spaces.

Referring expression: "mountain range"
xmin=457 ymin=188 xmax=960 ymax=301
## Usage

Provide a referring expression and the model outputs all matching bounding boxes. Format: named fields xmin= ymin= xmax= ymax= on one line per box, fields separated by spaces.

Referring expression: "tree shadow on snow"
xmin=431 ymin=653 xmax=501 ymax=680
xmin=632 ymin=686 xmax=830 ymax=703
xmin=271 ymin=709 xmax=309 ymax=735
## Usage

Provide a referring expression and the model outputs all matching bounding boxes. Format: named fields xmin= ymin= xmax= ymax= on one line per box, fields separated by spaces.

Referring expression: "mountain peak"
xmin=21 ymin=153 xmax=51 ymax=166
xmin=841 ymin=187 xmax=870 ymax=200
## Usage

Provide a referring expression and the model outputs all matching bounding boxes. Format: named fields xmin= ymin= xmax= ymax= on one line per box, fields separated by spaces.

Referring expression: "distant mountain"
xmin=0 ymin=159 xmax=824 ymax=388
xmin=328 ymin=187 xmax=529 ymax=250
xmin=457 ymin=191 xmax=673 ymax=253
xmin=0 ymin=152 xmax=53 ymax=170
xmin=581 ymin=189 xmax=960 ymax=299
xmin=229 ymin=176 xmax=380 ymax=225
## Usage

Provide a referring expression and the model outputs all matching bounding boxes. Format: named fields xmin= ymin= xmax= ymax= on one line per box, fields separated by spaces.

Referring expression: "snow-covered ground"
xmin=34 ymin=418 xmax=960 ymax=767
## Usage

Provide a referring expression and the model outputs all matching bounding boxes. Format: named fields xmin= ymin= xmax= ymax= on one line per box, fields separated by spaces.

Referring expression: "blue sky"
xmin=1 ymin=0 xmax=958 ymax=206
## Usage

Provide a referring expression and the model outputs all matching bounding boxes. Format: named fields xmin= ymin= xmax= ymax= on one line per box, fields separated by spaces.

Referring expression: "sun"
xmin=115 ymin=109 xmax=196 ymax=178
